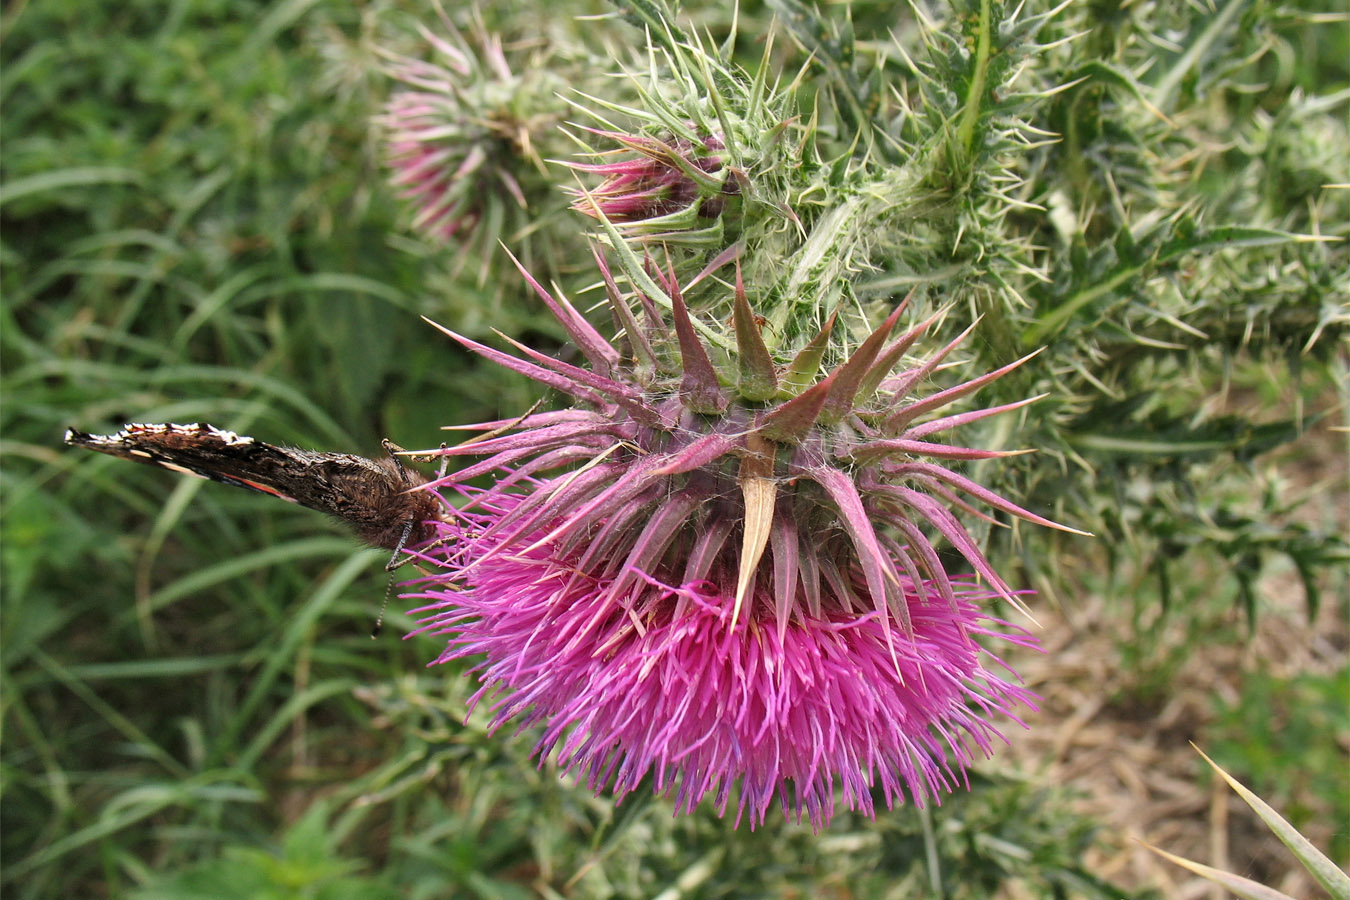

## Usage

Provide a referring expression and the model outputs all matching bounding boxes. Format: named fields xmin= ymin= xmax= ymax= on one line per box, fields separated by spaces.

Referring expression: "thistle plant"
xmin=379 ymin=1 xmax=1111 ymax=828
xmin=567 ymin=129 xmax=739 ymax=242
xmin=401 ymin=253 xmax=1068 ymax=826
xmin=370 ymin=0 xmax=1344 ymax=834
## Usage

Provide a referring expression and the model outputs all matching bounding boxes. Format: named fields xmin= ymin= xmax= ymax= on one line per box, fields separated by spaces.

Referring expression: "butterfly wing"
xmin=65 ymin=423 xmax=311 ymax=503
xmin=64 ymin=423 xmax=443 ymax=551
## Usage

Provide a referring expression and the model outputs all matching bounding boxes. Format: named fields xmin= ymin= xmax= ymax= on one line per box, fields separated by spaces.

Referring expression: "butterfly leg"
xmin=381 ymin=441 xmax=452 ymax=573
xmin=381 ymin=438 xmax=414 ymax=485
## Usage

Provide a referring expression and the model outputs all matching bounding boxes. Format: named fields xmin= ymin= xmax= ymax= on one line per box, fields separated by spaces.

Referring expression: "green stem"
xmin=955 ymin=0 xmax=994 ymax=155
xmin=772 ymin=167 xmax=937 ymax=344
xmin=919 ymin=803 xmax=943 ymax=897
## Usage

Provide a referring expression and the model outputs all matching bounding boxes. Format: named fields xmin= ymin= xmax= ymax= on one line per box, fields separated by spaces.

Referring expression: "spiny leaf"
xmin=669 ymin=270 xmax=728 ymax=414
xmin=818 ymin=303 xmax=908 ymax=424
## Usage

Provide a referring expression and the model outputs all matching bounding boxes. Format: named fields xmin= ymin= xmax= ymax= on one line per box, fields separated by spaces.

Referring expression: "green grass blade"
xmin=210 ymin=549 xmax=381 ymax=767
xmin=0 ymin=166 xmax=142 ymax=205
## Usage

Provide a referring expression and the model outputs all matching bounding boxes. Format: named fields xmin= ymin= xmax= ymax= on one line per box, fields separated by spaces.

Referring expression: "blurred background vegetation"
xmin=3 ymin=1 xmax=1345 ymax=897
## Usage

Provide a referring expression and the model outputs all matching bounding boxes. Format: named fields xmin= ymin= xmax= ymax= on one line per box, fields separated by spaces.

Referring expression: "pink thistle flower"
xmin=406 ymin=489 xmax=1037 ymax=829
xmin=401 ymin=249 xmax=1085 ymax=827
xmin=377 ymin=10 xmax=559 ymax=249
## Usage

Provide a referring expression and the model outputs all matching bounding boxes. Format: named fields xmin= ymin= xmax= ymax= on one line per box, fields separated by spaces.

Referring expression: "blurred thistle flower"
xmin=401 ymin=249 xmax=1084 ymax=828
xmin=376 ymin=5 xmax=565 ymax=261
xmin=568 ymin=130 xmax=742 ymax=242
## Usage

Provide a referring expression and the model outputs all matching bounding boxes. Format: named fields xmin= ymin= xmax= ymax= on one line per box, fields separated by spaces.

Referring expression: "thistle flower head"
xmin=377 ymin=7 xmax=565 ymax=257
xmin=410 ymin=496 xmax=1037 ymax=829
xmin=402 ymin=249 xmax=1083 ymax=827
xmin=560 ymin=24 xmax=802 ymax=251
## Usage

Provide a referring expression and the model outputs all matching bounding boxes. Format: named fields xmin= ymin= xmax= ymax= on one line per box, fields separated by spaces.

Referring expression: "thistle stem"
xmin=956 ymin=0 xmax=994 ymax=156
xmin=774 ymin=166 xmax=936 ymax=343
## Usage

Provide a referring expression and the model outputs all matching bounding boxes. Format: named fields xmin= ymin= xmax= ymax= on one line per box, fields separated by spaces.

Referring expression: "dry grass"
xmin=1002 ymin=413 xmax=1349 ymax=899
xmin=1004 ymin=593 xmax=1345 ymax=898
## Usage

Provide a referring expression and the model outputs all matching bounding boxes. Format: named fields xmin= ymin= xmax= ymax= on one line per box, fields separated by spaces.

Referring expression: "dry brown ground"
xmin=999 ymin=413 xmax=1349 ymax=899
xmin=1001 ymin=591 xmax=1346 ymax=899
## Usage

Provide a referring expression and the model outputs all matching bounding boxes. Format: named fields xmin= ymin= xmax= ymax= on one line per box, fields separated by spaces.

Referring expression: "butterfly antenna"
xmin=372 ymin=572 xmax=395 ymax=639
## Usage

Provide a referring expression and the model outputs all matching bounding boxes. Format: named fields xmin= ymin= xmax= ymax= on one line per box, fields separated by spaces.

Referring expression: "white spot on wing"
xmin=156 ymin=461 xmax=206 ymax=479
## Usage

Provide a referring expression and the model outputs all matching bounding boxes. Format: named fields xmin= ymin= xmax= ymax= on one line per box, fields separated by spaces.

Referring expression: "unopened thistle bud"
xmin=377 ymin=8 xmax=565 ymax=259
xmin=570 ymin=130 xmax=741 ymax=242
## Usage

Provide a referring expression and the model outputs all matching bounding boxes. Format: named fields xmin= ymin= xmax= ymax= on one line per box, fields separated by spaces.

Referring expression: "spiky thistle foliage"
xmin=761 ymin=0 xmax=1348 ymax=611
xmin=384 ymin=0 xmax=1341 ymax=829
xmin=382 ymin=0 xmax=1349 ymax=832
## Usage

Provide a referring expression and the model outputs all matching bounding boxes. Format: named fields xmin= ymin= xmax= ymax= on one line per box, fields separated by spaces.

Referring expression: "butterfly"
xmin=65 ymin=423 xmax=445 ymax=569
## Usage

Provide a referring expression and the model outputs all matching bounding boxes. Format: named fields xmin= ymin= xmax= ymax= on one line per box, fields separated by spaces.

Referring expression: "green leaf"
xmin=610 ymin=0 xmax=688 ymax=53
xmin=1156 ymin=226 xmax=1336 ymax=266
xmin=0 ymin=166 xmax=143 ymax=205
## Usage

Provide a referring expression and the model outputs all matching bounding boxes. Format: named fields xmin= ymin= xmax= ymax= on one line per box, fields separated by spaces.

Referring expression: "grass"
xmin=3 ymin=0 xmax=1345 ymax=897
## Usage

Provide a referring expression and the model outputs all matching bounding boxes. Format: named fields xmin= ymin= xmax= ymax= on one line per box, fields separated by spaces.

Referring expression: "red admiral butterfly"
xmin=65 ymin=423 xmax=445 ymax=568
